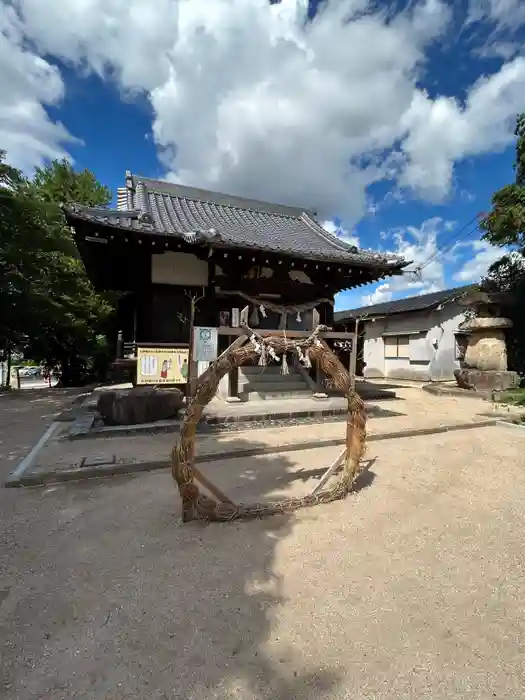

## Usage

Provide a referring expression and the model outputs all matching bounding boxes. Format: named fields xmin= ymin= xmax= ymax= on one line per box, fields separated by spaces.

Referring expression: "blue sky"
xmin=2 ymin=0 xmax=525 ymax=311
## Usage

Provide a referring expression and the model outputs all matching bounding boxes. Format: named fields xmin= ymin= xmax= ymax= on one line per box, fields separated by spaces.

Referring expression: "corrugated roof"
xmin=65 ymin=172 xmax=408 ymax=270
xmin=334 ymin=285 xmax=475 ymax=322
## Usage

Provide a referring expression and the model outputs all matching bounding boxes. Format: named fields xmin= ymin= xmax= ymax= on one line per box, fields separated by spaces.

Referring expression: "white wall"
xmin=362 ymin=303 xmax=465 ymax=381
xmin=151 ymin=252 xmax=208 ymax=287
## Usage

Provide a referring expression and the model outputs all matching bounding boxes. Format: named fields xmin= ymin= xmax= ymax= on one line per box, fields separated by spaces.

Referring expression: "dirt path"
xmin=0 ymin=388 xmax=83 ymax=481
xmin=0 ymin=387 xmax=85 ymax=651
xmin=1 ymin=422 xmax=525 ymax=699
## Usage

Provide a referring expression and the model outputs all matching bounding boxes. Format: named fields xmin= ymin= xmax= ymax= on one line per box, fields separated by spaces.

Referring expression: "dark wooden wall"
xmin=74 ymin=221 xmax=391 ymax=348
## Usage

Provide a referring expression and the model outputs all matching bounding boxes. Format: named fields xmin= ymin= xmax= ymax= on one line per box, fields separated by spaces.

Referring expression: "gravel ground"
xmin=2 ymin=423 xmax=525 ymax=699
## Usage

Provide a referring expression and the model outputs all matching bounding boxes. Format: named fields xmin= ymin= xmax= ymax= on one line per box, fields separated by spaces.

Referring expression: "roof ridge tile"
xmin=64 ymin=172 xmax=410 ymax=271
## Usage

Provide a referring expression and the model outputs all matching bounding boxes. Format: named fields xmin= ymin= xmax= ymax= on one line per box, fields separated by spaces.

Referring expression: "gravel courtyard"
xmin=2 ymin=421 xmax=525 ymax=699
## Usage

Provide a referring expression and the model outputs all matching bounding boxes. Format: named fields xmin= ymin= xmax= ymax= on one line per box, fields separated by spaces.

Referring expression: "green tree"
xmin=30 ymin=158 xmax=111 ymax=207
xmin=0 ymin=153 xmax=114 ymax=386
xmin=478 ymin=115 xmax=525 ymax=376
xmin=0 ymin=155 xmax=65 ymax=357
xmin=480 ymin=113 xmax=525 ymax=249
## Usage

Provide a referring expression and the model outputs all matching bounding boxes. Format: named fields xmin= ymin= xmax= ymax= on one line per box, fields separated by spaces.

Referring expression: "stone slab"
xmin=63 ymin=401 xmax=401 ymax=440
xmin=422 ymin=383 xmax=492 ymax=400
xmin=4 ymin=420 xmax=499 ymax=487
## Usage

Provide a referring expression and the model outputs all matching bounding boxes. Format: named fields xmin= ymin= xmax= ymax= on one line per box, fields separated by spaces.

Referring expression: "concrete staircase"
xmin=238 ymin=364 xmax=313 ymax=401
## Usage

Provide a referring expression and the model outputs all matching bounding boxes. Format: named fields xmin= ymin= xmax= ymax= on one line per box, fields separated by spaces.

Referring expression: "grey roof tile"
xmin=334 ymin=285 xmax=475 ymax=322
xmin=65 ymin=173 xmax=408 ymax=270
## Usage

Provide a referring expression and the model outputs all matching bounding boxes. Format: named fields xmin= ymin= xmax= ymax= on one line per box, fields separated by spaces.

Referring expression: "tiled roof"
xmin=66 ymin=172 xmax=408 ymax=270
xmin=334 ymin=285 xmax=475 ymax=322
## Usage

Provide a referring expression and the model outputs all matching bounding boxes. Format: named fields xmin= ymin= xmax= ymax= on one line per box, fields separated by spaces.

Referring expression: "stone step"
xmin=239 ymin=364 xmax=291 ymax=376
xmin=238 ymin=380 xmax=308 ymax=393
xmin=238 ymin=369 xmax=304 ymax=383
xmin=242 ymin=389 xmax=313 ymax=401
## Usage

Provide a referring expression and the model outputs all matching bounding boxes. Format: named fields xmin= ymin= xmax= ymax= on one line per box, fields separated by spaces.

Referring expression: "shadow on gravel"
xmin=0 ymin=431 xmax=369 ymax=699
xmin=0 ymin=387 xmax=85 ymax=420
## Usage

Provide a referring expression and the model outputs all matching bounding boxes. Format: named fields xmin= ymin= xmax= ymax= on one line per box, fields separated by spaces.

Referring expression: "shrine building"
xmin=65 ymin=172 xmax=408 ymax=400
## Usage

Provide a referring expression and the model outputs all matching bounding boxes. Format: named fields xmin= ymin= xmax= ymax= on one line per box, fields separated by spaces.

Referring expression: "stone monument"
xmin=97 ymin=386 xmax=185 ymax=425
xmin=454 ymin=290 xmax=519 ymax=392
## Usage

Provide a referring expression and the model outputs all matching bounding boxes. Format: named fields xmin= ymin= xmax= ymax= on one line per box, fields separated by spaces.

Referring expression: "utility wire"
xmin=411 ymin=213 xmax=486 ymax=278
xmin=418 ymin=214 xmax=479 ymax=271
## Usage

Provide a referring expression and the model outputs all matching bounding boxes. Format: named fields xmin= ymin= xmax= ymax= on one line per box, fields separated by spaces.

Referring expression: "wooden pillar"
xmin=132 ymin=303 xmax=137 ymax=343
xmin=323 ymin=299 xmax=335 ymax=327
xmin=349 ymin=319 xmax=359 ymax=389
xmin=206 ymin=258 xmax=217 ymax=326
xmin=227 ymin=334 xmax=240 ymax=402
xmin=135 ymin=251 xmax=154 ymax=343
xmin=311 ymin=308 xmax=327 ymax=398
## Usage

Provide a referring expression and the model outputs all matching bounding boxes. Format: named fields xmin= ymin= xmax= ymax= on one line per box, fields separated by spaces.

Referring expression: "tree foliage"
xmin=30 ymin=158 xmax=111 ymax=207
xmin=482 ymin=252 xmax=525 ymax=293
xmin=482 ymin=253 xmax=525 ymax=377
xmin=0 ymin=153 xmax=114 ymax=386
xmin=478 ymin=115 xmax=525 ymax=377
xmin=480 ymin=114 xmax=525 ymax=248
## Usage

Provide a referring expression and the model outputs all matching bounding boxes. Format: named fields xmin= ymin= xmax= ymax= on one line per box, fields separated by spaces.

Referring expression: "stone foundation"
xmin=454 ymin=368 xmax=520 ymax=393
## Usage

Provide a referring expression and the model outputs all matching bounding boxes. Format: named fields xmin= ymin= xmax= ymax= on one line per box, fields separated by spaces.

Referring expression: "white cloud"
xmin=467 ymin=0 xmax=525 ymax=32
xmin=0 ymin=5 xmax=76 ymax=172
xmin=399 ymin=56 xmax=525 ymax=200
xmin=359 ymin=218 xmax=505 ymax=306
xmin=466 ymin=0 xmax=525 ymax=64
xmin=321 ymin=220 xmax=360 ymax=248
xmin=453 ymin=238 xmax=508 ymax=282
xmin=361 ymin=217 xmax=451 ymax=305
xmin=1 ymin=0 xmax=524 ymax=221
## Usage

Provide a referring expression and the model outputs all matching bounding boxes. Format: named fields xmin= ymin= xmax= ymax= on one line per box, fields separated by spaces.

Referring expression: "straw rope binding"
xmin=170 ymin=324 xmax=367 ymax=522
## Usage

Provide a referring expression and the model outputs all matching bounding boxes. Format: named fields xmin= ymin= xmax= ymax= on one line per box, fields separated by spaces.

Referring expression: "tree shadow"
xmin=0 ymin=432 xmax=357 ymax=699
xmin=0 ymin=388 xmax=86 ymax=476
xmin=0 ymin=386 xmax=85 ymax=417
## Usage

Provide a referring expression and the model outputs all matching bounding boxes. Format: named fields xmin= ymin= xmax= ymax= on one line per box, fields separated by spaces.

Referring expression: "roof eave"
xmin=335 ymin=286 xmax=470 ymax=323
xmin=337 ymin=301 xmax=440 ymax=322
xmin=65 ymin=208 xmax=407 ymax=272
xmin=208 ymin=239 xmax=406 ymax=270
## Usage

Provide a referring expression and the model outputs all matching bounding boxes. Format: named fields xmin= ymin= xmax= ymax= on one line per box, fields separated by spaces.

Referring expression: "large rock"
xmin=463 ymin=330 xmax=508 ymax=372
xmin=97 ymin=386 xmax=185 ymax=425
xmin=460 ymin=317 xmax=513 ymax=372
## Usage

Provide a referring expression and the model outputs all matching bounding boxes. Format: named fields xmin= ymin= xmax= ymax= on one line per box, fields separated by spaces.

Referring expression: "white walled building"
xmin=334 ymin=286 xmax=474 ymax=382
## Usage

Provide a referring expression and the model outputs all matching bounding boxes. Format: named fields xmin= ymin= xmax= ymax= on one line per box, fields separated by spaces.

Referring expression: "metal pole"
xmin=116 ymin=330 xmax=124 ymax=359
xmin=6 ymin=349 xmax=11 ymax=389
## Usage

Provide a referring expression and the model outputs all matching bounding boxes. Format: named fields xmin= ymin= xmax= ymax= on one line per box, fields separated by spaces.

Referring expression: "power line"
xmin=418 ymin=214 xmax=479 ymax=271
xmin=412 ymin=212 xmax=486 ymax=278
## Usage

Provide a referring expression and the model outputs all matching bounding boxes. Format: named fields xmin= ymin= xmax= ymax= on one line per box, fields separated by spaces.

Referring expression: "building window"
xmin=384 ymin=335 xmax=410 ymax=359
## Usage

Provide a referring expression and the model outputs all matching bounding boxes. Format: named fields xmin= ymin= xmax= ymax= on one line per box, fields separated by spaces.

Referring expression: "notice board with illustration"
xmin=136 ymin=346 xmax=189 ymax=385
